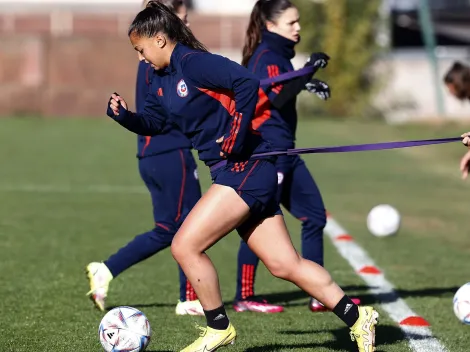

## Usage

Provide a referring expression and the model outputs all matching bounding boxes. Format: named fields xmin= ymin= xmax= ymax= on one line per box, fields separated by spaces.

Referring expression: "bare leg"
xmin=174 ymin=189 xmax=377 ymax=352
xmin=243 ymin=214 xmax=344 ymax=308
xmin=171 ymin=184 xmax=250 ymax=310
xmin=242 ymin=215 xmax=379 ymax=352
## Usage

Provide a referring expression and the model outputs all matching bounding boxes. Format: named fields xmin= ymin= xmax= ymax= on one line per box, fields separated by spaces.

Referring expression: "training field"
xmin=0 ymin=117 xmax=469 ymax=352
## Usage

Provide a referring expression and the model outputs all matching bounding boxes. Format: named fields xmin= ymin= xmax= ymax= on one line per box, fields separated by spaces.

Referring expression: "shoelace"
xmin=350 ymin=331 xmax=358 ymax=342
xmin=195 ymin=324 xmax=207 ymax=338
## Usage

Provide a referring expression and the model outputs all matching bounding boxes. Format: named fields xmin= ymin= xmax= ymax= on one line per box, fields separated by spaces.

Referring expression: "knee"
xmin=301 ymin=212 xmax=326 ymax=232
xmin=170 ymin=236 xmax=187 ymax=263
xmin=265 ymin=256 xmax=300 ymax=280
xmin=148 ymin=227 xmax=174 ymax=246
xmin=171 ymin=233 xmax=204 ymax=264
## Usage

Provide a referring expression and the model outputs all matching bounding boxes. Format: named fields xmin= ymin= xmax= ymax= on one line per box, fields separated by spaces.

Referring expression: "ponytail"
xmin=129 ymin=1 xmax=207 ymax=52
xmin=242 ymin=1 xmax=264 ymax=67
xmin=241 ymin=0 xmax=294 ymax=67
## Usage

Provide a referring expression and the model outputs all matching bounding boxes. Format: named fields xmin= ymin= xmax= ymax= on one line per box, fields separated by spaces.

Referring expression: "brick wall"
xmin=0 ymin=11 xmax=249 ymax=117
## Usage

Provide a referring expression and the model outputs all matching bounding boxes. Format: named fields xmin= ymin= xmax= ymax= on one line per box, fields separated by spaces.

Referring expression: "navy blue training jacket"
xmin=110 ymin=43 xmax=271 ymax=167
xmin=247 ymin=30 xmax=299 ymax=150
xmin=135 ymin=61 xmax=191 ymax=158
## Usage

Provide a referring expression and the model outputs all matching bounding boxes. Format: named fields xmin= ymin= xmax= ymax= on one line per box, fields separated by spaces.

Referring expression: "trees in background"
xmin=293 ymin=0 xmax=383 ymax=118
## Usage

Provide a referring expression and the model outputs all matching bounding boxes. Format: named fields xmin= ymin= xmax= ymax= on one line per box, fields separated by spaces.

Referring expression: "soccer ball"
xmin=453 ymin=283 xmax=470 ymax=324
xmin=366 ymin=204 xmax=400 ymax=237
xmin=99 ymin=306 xmax=151 ymax=352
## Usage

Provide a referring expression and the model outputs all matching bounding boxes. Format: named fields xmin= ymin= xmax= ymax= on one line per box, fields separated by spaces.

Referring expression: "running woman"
xmin=107 ymin=2 xmax=379 ymax=351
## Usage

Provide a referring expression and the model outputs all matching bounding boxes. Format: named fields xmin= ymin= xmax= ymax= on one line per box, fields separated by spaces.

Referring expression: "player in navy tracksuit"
xmin=106 ymin=2 xmax=378 ymax=351
xmin=233 ymin=0 xmax=360 ymax=313
xmin=86 ymin=0 xmax=204 ymax=316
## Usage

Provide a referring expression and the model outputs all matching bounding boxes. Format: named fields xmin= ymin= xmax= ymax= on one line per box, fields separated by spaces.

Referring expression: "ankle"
xmin=332 ymin=295 xmax=359 ymax=328
xmin=204 ymin=305 xmax=230 ymax=330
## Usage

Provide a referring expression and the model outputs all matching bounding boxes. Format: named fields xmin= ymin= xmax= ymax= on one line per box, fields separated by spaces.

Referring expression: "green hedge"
xmin=293 ymin=0 xmax=383 ymax=118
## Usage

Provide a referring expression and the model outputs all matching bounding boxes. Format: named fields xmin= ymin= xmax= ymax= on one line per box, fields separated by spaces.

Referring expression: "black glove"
xmin=305 ymin=79 xmax=331 ymax=100
xmin=306 ymin=52 xmax=330 ymax=69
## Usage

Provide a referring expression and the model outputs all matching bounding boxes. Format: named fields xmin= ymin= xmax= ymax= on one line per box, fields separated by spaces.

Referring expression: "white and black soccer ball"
xmin=366 ymin=204 xmax=401 ymax=237
xmin=453 ymin=283 xmax=470 ymax=325
xmin=99 ymin=306 xmax=151 ymax=352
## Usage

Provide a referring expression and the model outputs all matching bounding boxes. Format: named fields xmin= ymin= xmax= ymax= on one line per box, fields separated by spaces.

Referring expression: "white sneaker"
xmin=85 ymin=262 xmax=113 ymax=311
xmin=175 ymin=300 xmax=204 ymax=316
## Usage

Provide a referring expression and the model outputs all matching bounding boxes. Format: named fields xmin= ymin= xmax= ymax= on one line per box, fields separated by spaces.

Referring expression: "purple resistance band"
xmin=210 ymin=137 xmax=462 ymax=172
xmin=252 ymin=137 xmax=463 ymax=158
xmin=260 ymin=66 xmax=316 ymax=86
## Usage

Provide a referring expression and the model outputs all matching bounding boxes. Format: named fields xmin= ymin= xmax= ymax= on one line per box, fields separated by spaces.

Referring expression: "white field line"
xmin=325 ymin=215 xmax=448 ymax=352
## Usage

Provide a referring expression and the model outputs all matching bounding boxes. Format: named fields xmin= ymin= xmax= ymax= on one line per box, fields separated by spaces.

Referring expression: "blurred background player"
xmin=233 ymin=0 xmax=360 ymax=313
xmin=443 ymin=62 xmax=470 ymax=180
xmin=85 ymin=0 xmax=203 ymax=316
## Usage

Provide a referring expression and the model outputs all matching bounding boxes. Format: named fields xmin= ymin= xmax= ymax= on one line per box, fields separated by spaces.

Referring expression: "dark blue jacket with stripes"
xmin=135 ymin=61 xmax=191 ymax=158
xmin=247 ymin=30 xmax=299 ymax=150
xmin=110 ymin=43 xmax=271 ymax=167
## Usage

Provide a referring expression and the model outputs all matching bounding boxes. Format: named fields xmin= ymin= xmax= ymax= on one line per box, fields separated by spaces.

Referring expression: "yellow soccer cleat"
xmin=350 ymin=306 xmax=379 ymax=352
xmin=85 ymin=262 xmax=113 ymax=311
xmin=180 ymin=324 xmax=236 ymax=352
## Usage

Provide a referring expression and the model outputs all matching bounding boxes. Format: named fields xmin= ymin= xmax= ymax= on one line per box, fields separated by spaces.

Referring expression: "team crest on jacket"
xmin=177 ymin=79 xmax=189 ymax=97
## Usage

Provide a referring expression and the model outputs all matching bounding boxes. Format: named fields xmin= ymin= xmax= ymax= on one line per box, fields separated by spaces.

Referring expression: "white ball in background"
xmin=453 ymin=283 xmax=470 ymax=325
xmin=367 ymin=204 xmax=401 ymax=237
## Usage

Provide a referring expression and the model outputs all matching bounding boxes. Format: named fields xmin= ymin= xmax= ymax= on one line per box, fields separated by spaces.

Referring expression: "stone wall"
xmin=0 ymin=10 xmax=249 ymax=117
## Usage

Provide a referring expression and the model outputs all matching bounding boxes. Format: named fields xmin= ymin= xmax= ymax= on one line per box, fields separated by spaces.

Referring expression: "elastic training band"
xmin=252 ymin=137 xmax=462 ymax=158
xmin=210 ymin=137 xmax=462 ymax=172
xmin=260 ymin=66 xmax=316 ymax=86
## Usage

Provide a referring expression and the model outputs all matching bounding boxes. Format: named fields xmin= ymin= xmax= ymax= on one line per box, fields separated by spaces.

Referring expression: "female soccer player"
xmin=443 ymin=62 xmax=470 ymax=179
xmin=234 ymin=0 xmax=360 ymax=313
xmin=107 ymin=2 xmax=378 ymax=351
xmin=86 ymin=0 xmax=203 ymax=317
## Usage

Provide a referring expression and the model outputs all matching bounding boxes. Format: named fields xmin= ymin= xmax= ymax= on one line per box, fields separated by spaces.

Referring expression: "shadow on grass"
xmin=246 ymin=324 xmax=409 ymax=352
